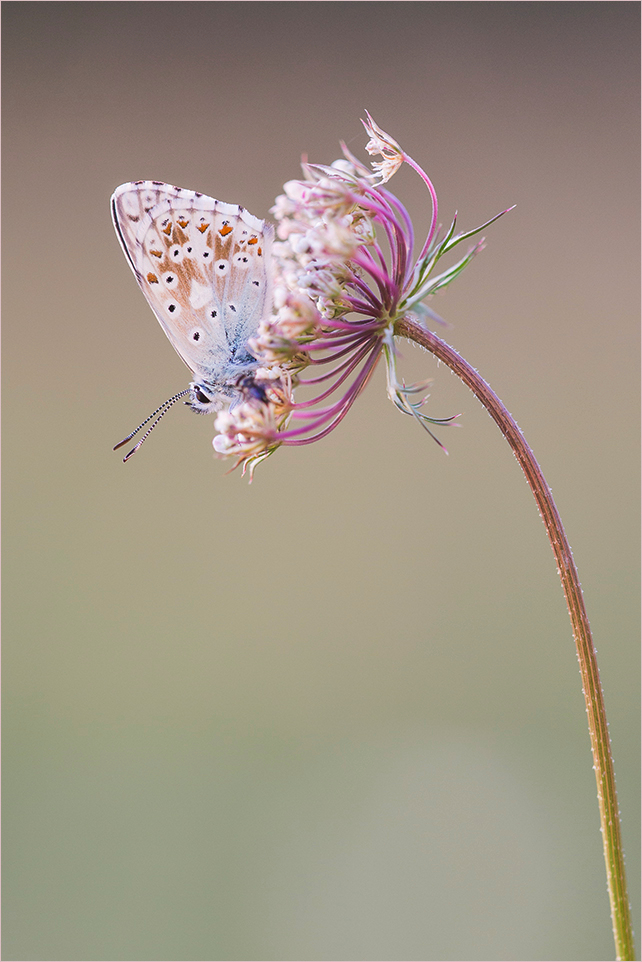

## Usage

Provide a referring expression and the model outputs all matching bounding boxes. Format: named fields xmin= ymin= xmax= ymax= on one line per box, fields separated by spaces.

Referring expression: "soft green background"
xmin=3 ymin=3 xmax=639 ymax=960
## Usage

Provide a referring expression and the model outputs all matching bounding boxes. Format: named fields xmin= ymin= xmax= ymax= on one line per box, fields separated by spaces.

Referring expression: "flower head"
xmin=213 ymin=115 xmax=513 ymax=477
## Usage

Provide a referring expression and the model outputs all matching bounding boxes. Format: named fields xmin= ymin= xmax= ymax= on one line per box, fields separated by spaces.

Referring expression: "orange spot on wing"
xmin=147 ymin=272 xmax=159 ymax=283
xmin=150 ymin=249 xmax=163 ymax=258
xmin=247 ymin=236 xmax=258 ymax=245
xmin=177 ymin=217 xmax=189 ymax=228
xmin=219 ymin=223 xmax=233 ymax=236
xmin=257 ymin=247 xmax=262 ymax=256
xmin=197 ymin=222 xmax=210 ymax=233
xmin=161 ymin=222 xmax=172 ymax=236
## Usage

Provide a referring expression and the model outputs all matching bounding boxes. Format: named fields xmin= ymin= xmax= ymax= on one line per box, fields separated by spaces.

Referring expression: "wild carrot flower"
xmin=213 ymin=113 xmax=512 ymax=476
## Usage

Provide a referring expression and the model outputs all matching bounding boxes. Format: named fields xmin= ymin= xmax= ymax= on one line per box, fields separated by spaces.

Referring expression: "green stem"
xmin=396 ymin=316 xmax=634 ymax=961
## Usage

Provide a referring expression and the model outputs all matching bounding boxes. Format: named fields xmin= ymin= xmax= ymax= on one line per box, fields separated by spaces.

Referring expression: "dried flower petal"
xmin=362 ymin=110 xmax=404 ymax=183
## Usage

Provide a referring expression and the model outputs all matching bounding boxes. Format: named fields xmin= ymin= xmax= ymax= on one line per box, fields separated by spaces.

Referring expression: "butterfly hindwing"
xmin=111 ymin=181 xmax=273 ymax=393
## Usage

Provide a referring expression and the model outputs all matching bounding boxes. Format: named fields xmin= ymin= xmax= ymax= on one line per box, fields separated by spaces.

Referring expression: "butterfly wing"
xmin=111 ymin=181 xmax=273 ymax=394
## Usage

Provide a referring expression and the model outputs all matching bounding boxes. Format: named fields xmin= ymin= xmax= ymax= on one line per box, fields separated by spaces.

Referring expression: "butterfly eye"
xmin=169 ymin=246 xmax=183 ymax=262
xmin=162 ymin=273 xmax=178 ymax=287
xmin=165 ymin=301 xmax=181 ymax=316
xmin=194 ymin=387 xmax=211 ymax=405
xmin=190 ymin=329 xmax=202 ymax=342
xmin=233 ymin=253 xmax=250 ymax=269
xmin=215 ymin=259 xmax=229 ymax=275
xmin=200 ymin=247 xmax=212 ymax=261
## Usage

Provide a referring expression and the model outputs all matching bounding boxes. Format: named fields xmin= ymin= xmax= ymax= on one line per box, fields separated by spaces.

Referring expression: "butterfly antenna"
xmin=114 ymin=390 xmax=190 ymax=462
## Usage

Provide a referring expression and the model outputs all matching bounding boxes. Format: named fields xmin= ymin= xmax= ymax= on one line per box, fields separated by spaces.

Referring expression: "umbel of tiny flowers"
xmin=212 ymin=112 xmax=512 ymax=476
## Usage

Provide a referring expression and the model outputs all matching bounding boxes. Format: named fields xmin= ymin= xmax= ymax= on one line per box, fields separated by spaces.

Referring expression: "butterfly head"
xmin=186 ymin=381 xmax=227 ymax=415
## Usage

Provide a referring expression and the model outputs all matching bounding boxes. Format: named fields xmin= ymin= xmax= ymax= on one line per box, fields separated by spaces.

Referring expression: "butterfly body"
xmin=111 ymin=181 xmax=273 ymax=414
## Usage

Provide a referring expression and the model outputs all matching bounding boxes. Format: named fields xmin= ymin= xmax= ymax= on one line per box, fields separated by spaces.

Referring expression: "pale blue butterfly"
xmin=111 ymin=181 xmax=273 ymax=459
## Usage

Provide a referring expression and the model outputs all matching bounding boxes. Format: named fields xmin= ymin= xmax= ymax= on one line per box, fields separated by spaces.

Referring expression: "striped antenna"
xmin=113 ymin=390 xmax=190 ymax=462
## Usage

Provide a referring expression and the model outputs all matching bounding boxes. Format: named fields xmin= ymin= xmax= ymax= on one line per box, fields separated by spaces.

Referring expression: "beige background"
xmin=3 ymin=3 xmax=639 ymax=960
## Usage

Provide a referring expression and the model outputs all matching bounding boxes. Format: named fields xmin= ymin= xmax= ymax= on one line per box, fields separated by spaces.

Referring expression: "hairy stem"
xmin=396 ymin=316 xmax=634 ymax=961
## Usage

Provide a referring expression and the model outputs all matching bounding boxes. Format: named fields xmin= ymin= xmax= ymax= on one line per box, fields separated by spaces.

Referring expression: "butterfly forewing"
xmin=111 ymin=181 xmax=273 ymax=394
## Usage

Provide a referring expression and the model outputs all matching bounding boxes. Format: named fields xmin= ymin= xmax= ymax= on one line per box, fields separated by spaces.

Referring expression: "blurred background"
xmin=3 ymin=4 xmax=639 ymax=960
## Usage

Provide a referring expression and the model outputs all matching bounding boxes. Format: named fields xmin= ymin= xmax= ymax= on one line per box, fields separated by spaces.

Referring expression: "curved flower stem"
xmin=396 ymin=316 xmax=634 ymax=962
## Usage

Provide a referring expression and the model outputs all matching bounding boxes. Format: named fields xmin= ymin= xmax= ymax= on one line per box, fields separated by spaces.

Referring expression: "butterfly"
xmin=111 ymin=181 xmax=273 ymax=459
